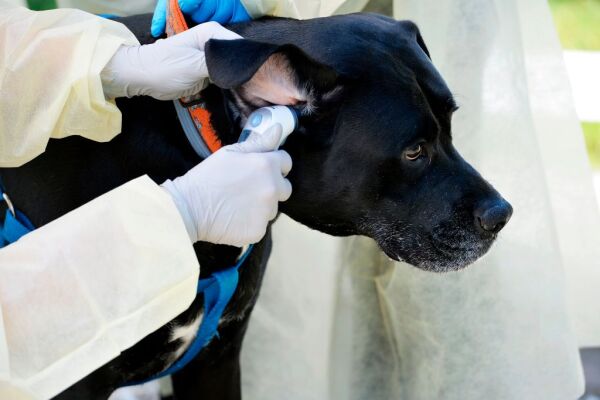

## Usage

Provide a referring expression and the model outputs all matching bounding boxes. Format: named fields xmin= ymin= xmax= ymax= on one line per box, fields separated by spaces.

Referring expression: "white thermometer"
xmin=238 ymin=106 xmax=298 ymax=148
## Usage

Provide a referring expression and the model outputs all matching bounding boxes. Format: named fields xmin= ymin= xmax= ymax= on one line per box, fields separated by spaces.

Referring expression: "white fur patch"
xmin=168 ymin=248 xmax=246 ymax=361
xmin=169 ymin=312 xmax=203 ymax=361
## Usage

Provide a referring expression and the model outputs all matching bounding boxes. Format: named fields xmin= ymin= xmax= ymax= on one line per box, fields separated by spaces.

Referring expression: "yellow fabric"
xmin=0 ymin=176 xmax=199 ymax=399
xmin=56 ymin=0 xmax=156 ymax=15
xmin=0 ymin=3 xmax=139 ymax=168
xmin=240 ymin=0 xmax=368 ymax=19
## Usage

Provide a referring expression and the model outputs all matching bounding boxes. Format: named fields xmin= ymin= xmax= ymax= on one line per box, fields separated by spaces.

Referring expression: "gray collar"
xmin=173 ymin=100 xmax=213 ymax=159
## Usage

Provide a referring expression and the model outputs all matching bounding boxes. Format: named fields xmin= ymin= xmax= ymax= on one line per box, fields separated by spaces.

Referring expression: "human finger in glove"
xmin=162 ymin=124 xmax=293 ymax=247
xmin=151 ymin=0 xmax=252 ymax=38
xmin=101 ymin=21 xmax=241 ymax=100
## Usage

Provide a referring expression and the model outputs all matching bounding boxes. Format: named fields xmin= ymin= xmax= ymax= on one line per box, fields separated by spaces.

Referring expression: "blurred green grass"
xmin=548 ymin=0 xmax=600 ymax=168
xmin=583 ymin=123 xmax=600 ymax=168
xmin=549 ymin=0 xmax=600 ymax=50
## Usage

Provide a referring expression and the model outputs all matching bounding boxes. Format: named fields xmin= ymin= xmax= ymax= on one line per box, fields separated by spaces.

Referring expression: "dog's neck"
xmin=177 ymin=87 xmax=264 ymax=278
xmin=197 ymin=85 xmax=246 ymax=149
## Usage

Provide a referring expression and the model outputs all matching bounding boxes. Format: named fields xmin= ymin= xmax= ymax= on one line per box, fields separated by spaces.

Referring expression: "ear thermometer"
xmin=238 ymin=106 xmax=298 ymax=147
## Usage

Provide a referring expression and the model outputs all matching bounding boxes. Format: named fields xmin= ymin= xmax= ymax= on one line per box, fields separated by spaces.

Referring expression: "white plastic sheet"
xmin=241 ymin=0 xmax=600 ymax=399
xmin=563 ymin=50 xmax=600 ymax=122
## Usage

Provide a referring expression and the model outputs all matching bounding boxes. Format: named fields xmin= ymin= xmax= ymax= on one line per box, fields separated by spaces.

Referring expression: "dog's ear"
xmin=206 ymin=39 xmax=343 ymax=116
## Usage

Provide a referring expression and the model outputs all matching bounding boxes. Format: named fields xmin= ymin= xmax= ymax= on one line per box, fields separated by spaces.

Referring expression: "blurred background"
xmin=548 ymin=0 xmax=600 ymax=199
xmin=549 ymin=4 xmax=600 ymax=397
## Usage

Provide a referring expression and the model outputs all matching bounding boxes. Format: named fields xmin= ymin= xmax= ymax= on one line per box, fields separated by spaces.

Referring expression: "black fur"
xmin=0 ymin=12 xmax=511 ymax=400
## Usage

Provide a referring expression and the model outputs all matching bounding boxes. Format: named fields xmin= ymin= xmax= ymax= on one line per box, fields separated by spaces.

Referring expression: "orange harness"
xmin=166 ymin=0 xmax=222 ymax=154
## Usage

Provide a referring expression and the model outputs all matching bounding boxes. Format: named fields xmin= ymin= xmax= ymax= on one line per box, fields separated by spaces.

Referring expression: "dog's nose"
xmin=474 ymin=199 xmax=513 ymax=234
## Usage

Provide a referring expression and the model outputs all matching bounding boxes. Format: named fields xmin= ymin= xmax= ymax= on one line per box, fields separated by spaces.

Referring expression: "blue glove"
xmin=151 ymin=0 xmax=252 ymax=38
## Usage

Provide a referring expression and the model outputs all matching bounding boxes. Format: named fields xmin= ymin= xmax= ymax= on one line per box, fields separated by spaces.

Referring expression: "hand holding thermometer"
xmin=238 ymin=106 xmax=298 ymax=147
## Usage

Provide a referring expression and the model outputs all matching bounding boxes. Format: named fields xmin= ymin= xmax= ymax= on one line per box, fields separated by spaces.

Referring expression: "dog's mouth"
xmin=371 ymin=222 xmax=495 ymax=273
xmin=427 ymin=232 xmax=493 ymax=269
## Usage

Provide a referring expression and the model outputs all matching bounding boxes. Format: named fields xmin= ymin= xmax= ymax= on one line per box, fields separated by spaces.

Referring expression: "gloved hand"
xmin=101 ymin=21 xmax=241 ymax=100
xmin=151 ymin=0 xmax=252 ymax=38
xmin=162 ymin=125 xmax=293 ymax=247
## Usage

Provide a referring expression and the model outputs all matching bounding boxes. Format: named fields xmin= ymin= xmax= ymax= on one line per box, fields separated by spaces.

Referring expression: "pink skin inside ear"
xmin=241 ymin=53 xmax=305 ymax=106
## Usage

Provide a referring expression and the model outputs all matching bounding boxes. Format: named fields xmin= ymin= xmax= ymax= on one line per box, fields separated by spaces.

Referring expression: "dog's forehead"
xmin=236 ymin=14 xmax=421 ymax=75
xmin=236 ymin=14 xmax=453 ymax=104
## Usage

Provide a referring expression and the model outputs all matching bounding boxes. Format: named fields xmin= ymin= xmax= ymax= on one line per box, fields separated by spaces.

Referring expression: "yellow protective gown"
xmin=0 ymin=4 xmax=139 ymax=167
xmin=0 ymin=4 xmax=200 ymax=399
xmin=0 ymin=177 xmax=199 ymax=400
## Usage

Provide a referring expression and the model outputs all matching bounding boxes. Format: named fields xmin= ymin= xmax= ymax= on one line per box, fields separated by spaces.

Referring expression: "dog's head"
xmin=205 ymin=13 xmax=512 ymax=272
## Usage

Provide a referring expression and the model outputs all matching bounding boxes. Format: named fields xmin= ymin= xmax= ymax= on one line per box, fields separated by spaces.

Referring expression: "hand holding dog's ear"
xmin=162 ymin=124 xmax=292 ymax=247
xmin=101 ymin=22 xmax=241 ymax=100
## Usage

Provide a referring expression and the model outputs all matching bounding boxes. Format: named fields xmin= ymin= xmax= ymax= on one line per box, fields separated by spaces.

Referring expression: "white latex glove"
xmin=101 ymin=21 xmax=241 ymax=100
xmin=162 ymin=124 xmax=293 ymax=246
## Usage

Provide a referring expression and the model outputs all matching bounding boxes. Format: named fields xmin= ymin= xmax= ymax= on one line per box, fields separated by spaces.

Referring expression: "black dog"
xmin=0 ymin=12 xmax=512 ymax=400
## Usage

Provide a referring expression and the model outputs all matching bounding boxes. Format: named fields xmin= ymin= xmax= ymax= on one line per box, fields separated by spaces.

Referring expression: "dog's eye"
xmin=404 ymin=144 xmax=423 ymax=161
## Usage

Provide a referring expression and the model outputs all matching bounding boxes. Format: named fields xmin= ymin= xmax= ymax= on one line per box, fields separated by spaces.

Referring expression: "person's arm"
xmin=0 ymin=176 xmax=200 ymax=400
xmin=0 ymin=4 xmax=240 ymax=168
xmin=0 ymin=4 xmax=139 ymax=168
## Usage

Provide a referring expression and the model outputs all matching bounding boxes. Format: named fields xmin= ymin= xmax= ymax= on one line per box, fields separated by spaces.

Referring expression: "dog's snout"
xmin=474 ymin=199 xmax=513 ymax=234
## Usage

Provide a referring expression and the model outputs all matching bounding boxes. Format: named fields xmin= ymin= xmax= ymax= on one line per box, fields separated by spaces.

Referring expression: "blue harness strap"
xmin=0 ymin=182 xmax=34 ymax=248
